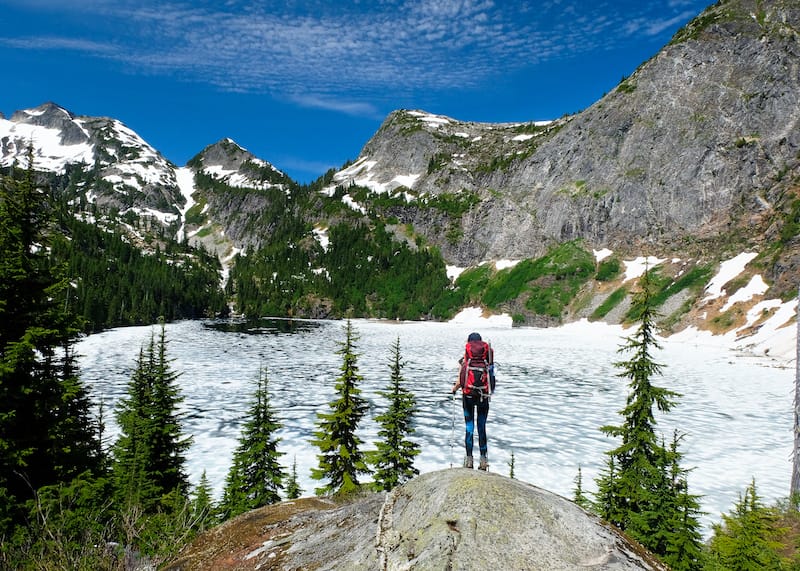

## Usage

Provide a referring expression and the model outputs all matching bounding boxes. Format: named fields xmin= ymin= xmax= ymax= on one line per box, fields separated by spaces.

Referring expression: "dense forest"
xmin=50 ymin=214 xmax=227 ymax=332
xmin=229 ymin=219 xmax=455 ymax=320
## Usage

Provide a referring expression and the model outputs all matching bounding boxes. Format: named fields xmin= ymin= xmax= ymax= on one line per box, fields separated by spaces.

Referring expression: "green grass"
xmin=454 ymin=265 xmax=493 ymax=304
xmin=625 ymin=264 xmax=712 ymax=322
xmin=482 ymin=242 xmax=595 ymax=318
xmin=591 ymin=287 xmax=628 ymax=320
xmin=651 ymin=265 xmax=713 ymax=306
xmin=595 ymin=257 xmax=622 ymax=281
xmin=711 ymin=309 xmax=738 ymax=330
xmin=184 ymin=199 xmax=207 ymax=226
xmin=419 ymin=190 xmax=480 ymax=217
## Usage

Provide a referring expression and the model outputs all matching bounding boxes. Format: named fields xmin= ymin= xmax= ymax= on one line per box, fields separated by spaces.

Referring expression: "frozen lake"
xmin=76 ymin=316 xmax=795 ymax=534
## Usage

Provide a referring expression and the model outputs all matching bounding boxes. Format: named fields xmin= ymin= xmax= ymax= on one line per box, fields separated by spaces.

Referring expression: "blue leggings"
xmin=463 ymin=394 xmax=490 ymax=457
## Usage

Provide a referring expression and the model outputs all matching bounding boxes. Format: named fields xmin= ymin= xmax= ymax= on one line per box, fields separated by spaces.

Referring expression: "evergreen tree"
xmin=112 ymin=324 xmax=191 ymax=512
xmin=285 ymin=456 xmax=303 ymax=500
xmin=662 ymin=432 xmax=706 ymax=571
xmin=595 ymin=269 xmax=703 ymax=567
xmin=191 ymin=470 xmax=216 ymax=531
xmin=509 ymin=451 xmax=516 ymax=480
xmin=371 ymin=337 xmax=420 ymax=491
xmin=220 ymin=367 xmax=285 ymax=519
xmin=150 ymin=324 xmax=191 ymax=496
xmin=573 ymin=466 xmax=592 ymax=510
xmin=311 ymin=320 xmax=371 ymax=495
xmin=708 ymin=479 xmax=785 ymax=570
xmin=0 ymin=152 xmax=101 ymax=535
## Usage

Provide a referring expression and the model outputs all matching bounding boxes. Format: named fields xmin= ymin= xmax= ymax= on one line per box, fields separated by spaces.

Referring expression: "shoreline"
xmin=449 ymin=305 xmax=798 ymax=369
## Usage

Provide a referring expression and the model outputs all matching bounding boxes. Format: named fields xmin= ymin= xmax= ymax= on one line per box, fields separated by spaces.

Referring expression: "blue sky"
xmin=1 ymin=0 xmax=710 ymax=183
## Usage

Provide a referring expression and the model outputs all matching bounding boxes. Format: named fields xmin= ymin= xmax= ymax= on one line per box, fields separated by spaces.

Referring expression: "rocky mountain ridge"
xmin=329 ymin=0 xmax=800 ymax=268
xmin=0 ymin=101 xmax=183 ymax=218
xmin=1 ymin=0 xmax=798 ymax=339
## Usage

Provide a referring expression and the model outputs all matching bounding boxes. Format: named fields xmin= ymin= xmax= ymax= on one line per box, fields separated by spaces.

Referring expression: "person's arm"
xmin=452 ymin=355 xmax=465 ymax=393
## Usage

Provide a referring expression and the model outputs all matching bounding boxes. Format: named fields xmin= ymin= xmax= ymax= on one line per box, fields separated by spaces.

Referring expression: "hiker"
xmin=451 ymin=332 xmax=495 ymax=471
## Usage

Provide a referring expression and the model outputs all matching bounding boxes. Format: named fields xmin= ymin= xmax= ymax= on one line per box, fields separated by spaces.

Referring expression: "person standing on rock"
xmin=451 ymin=332 xmax=495 ymax=471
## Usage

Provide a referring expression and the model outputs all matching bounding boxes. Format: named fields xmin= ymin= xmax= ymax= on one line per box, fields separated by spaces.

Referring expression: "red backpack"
xmin=460 ymin=339 xmax=492 ymax=397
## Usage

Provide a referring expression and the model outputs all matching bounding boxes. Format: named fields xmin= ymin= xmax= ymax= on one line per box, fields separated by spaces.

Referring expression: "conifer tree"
xmin=285 ymin=456 xmax=303 ymax=500
xmin=311 ymin=320 xmax=371 ymax=495
xmin=371 ymin=337 xmax=420 ymax=491
xmin=662 ymin=431 xmax=705 ymax=571
xmin=595 ymin=268 xmax=703 ymax=567
xmin=112 ymin=324 xmax=191 ymax=512
xmin=220 ymin=367 xmax=285 ymax=519
xmin=573 ymin=466 xmax=592 ymax=510
xmin=191 ymin=470 xmax=216 ymax=531
xmin=0 ymin=152 xmax=100 ymax=534
xmin=708 ymin=479 xmax=784 ymax=570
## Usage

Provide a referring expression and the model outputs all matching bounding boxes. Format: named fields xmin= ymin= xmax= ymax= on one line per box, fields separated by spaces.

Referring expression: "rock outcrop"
xmin=165 ymin=469 xmax=667 ymax=571
xmin=330 ymin=0 xmax=800 ymax=267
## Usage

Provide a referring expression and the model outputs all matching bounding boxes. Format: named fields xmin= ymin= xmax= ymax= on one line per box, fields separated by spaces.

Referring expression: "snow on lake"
xmin=76 ymin=316 xmax=795 ymax=534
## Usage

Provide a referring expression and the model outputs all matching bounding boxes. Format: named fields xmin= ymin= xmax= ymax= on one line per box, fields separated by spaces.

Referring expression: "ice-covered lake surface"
xmin=77 ymin=316 xmax=794 ymax=534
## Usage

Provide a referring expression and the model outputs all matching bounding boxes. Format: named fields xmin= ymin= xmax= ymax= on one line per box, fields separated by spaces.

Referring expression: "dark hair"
xmin=467 ymin=332 xmax=482 ymax=341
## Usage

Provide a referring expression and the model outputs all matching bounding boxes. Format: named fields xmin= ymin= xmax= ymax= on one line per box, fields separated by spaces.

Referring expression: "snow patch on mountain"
xmin=721 ymin=274 xmax=769 ymax=312
xmin=406 ymin=110 xmax=451 ymax=128
xmin=175 ymin=167 xmax=197 ymax=242
xmin=495 ymin=259 xmax=520 ymax=270
xmin=322 ymin=156 xmax=421 ymax=212
xmin=312 ymin=225 xmax=330 ymax=252
xmin=702 ymin=252 xmax=758 ymax=301
xmin=449 ymin=306 xmax=513 ymax=327
xmin=623 ymin=256 xmax=666 ymax=281
xmin=202 ymin=164 xmax=285 ymax=191
xmin=593 ymin=248 xmax=614 ymax=262
xmin=99 ymin=119 xmax=177 ymax=190
xmin=0 ymin=116 xmax=94 ymax=172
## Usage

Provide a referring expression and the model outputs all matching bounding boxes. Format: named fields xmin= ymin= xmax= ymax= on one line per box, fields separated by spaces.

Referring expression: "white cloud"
xmin=0 ymin=35 xmax=118 ymax=55
xmin=623 ymin=9 xmax=698 ymax=38
xmin=3 ymin=1 xmax=707 ymax=110
xmin=287 ymin=94 xmax=382 ymax=118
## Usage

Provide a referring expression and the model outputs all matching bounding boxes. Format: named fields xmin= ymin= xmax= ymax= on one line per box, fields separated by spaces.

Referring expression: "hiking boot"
xmin=463 ymin=456 xmax=473 ymax=469
xmin=478 ymin=456 xmax=488 ymax=471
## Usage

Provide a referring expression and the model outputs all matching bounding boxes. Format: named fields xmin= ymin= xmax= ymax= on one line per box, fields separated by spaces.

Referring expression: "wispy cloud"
xmin=0 ymin=35 xmax=118 ymax=56
xmin=2 ymin=0 xmax=706 ymax=115
xmin=287 ymin=94 xmax=383 ymax=118
xmin=624 ymin=10 xmax=698 ymax=37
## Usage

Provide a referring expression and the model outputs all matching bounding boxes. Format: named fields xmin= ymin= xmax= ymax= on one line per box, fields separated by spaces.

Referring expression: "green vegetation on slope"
xmin=479 ymin=241 xmax=595 ymax=318
xmin=591 ymin=286 xmax=628 ymax=320
xmin=51 ymin=213 xmax=226 ymax=333
xmin=624 ymin=264 xmax=713 ymax=323
xmin=230 ymin=219 xmax=454 ymax=321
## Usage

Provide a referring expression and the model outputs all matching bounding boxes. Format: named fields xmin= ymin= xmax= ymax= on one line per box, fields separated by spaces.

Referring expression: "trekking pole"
xmin=450 ymin=389 xmax=456 ymax=468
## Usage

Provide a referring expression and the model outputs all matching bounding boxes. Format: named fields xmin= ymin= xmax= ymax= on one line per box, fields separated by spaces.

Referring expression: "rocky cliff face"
xmin=0 ymin=102 xmax=183 ymax=217
xmin=330 ymin=0 xmax=800 ymax=267
xmin=165 ymin=469 xmax=667 ymax=571
xmin=182 ymin=139 xmax=295 ymax=256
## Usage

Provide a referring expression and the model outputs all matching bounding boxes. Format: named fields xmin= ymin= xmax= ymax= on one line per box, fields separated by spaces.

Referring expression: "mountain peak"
xmin=10 ymin=101 xmax=74 ymax=123
xmin=0 ymin=102 xmax=94 ymax=171
xmin=189 ymin=138 xmax=292 ymax=191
